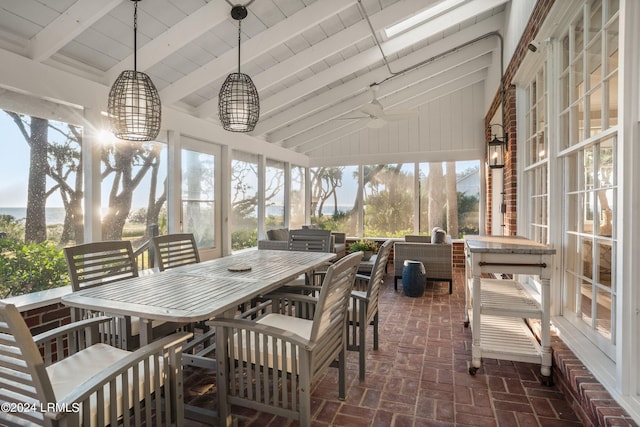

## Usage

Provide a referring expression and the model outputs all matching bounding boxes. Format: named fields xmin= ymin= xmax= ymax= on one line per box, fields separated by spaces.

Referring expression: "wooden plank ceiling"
xmin=0 ymin=0 xmax=508 ymax=156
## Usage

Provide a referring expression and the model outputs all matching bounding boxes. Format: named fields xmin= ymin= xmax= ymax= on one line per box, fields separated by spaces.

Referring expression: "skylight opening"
xmin=383 ymin=0 xmax=466 ymax=39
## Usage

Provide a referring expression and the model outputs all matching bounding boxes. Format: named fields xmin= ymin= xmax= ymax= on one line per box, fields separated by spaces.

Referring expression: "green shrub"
xmin=231 ymin=228 xmax=257 ymax=251
xmin=0 ymin=215 xmax=25 ymax=241
xmin=0 ymin=238 xmax=69 ymax=298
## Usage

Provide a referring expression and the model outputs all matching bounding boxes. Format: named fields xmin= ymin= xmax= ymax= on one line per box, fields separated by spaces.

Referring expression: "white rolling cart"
xmin=464 ymin=235 xmax=556 ymax=385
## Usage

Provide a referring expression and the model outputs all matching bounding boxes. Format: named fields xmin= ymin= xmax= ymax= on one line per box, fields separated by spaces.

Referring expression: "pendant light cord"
xmin=133 ymin=0 xmax=138 ymax=73
xmin=237 ymin=19 xmax=241 ymax=73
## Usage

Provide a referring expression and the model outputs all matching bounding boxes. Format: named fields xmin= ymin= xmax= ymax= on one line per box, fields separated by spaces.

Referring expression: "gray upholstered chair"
xmin=152 ymin=232 xmax=200 ymax=271
xmin=257 ymin=228 xmax=290 ymax=250
xmin=210 ymin=251 xmax=362 ymax=427
xmin=393 ymin=231 xmax=453 ymax=294
xmin=0 ymin=301 xmax=190 ymax=427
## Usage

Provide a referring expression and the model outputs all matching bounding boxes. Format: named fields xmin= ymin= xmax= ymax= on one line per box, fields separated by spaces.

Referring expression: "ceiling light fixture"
xmin=487 ymin=123 xmax=507 ymax=169
xmin=218 ymin=5 xmax=260 ymax=132
xmin=107 ymin=0 xmax=161 ymax=142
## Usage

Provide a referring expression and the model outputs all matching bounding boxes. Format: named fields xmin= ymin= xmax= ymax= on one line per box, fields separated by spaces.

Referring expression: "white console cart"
xmin=464 ymin=235 xmax=556 ymax=385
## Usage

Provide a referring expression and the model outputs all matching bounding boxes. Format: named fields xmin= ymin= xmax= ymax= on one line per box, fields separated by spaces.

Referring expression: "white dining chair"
xmin=64 ymin=240 xmax=178 ymax=350
xmin=210 ymin=251 xmax=362 ymax=427
xmin=349 ymin=238 xmax=393 ymax=380
xmin=0 ymin=301 xmax=190 ymax=427
xmin=151 ymin=233 xmax=200 ymax=272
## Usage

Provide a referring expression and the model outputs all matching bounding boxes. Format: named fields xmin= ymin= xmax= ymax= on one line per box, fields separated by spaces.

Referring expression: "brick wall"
xmin=485 ymin=0 xmax=555 ymax=236
xmin=21 ymin=303 xmax=71 ymax=336
xmin=452 ymin=240 xmax=465 ymax=269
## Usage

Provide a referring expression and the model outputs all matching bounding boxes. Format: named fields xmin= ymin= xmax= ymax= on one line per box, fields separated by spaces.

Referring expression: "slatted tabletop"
xmin=61 ymin=250 xmax=335 ymax=324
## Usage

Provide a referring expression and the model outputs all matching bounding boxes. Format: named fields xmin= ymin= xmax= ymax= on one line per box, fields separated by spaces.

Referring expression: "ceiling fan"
xmin=339 ymin=84 xmax=418 ymax=128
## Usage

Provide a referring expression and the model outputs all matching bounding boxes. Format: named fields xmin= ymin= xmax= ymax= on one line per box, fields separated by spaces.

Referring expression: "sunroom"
xmin=1 ymin=0 xmax=639 ymax=425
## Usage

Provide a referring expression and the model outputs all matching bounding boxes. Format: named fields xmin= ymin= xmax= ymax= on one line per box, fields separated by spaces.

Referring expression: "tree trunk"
xmin=25 ymin=118 xmax=48 ymax=243
xmin=428 ymin=163 xmax=445 ymax=230
xmin=446 ymin=161 xmax=459 ymax=238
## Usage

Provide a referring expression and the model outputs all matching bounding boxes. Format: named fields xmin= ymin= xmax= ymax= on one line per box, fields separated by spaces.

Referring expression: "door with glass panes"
xmin=181 ymin=139 xmax=222 ymax=260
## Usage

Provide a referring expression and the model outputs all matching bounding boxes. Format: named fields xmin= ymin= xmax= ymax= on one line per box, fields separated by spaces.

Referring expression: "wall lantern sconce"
xmin=487 ymin=123 xmax=507 ymax=169
xmin=218 ymin=4 xmax=260 ymax=132
xmin=107 ymin=0 xmax=161 ymax=142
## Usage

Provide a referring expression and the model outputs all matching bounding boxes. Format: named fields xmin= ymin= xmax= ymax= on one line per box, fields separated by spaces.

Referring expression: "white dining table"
xmin=61 ymin=249 xmax=336 ymax=345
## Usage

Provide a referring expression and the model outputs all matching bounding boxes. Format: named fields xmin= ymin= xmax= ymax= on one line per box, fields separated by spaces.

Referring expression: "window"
xmin=0 ymin=109 xmax=83 ymax=297
xmin=560 ymin=0 xmax=618 ymax=357
xmin=310 ymin=166 xmax=359 ymax=235
xmin=419 ymin=161 xmax=480 ymax=238
xmin=231 ymin=152 xmax=258 ymax=250
xmin=1 ymin=110 xmax=84 ymax=246
xmin=289 ymin=165 xmax=305 ymax=229
xmin=101 ymin=139 xmax=167 ymax=249
xmin=363 ymin=164 xmax=414 ymax=238
xmin=265 ymin=160 xmax=285 ymax=231
xmin=181 ymin=149 xmax=215 ymax=248
xmin=309 ymin=161 xmax=479 ymax=238
xmin=524 ymin=64 xmax=550 ymax=245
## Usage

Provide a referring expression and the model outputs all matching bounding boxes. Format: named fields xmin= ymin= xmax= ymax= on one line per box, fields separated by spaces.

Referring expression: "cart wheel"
xmin=541 ymin=376 xmax=554 ymax=387
xmin=464 ymin=321 xmax=469 ymax=328
xmin=468 ymin=366 xmax=478 ymax=375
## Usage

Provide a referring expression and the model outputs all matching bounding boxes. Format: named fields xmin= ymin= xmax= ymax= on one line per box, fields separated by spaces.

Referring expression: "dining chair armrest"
xmin=261 ymin=291 xmax=320 ymax=320
xmin=208 ymin=318 xmax=311 ymax=349
xmin=350 ymin=290 xmax=368 ymax=303
xmin=272 ymin=284 xmax=322 ymax=295
xmin=33 ymin=316 xmax=113 ymax=346
xmin=47 ymin=331 xmax=192 ymax=422
xmin=34 ymin=316 xmax=114 ymax=364
xmin=354 ymin=273 xmax=371 ymax=291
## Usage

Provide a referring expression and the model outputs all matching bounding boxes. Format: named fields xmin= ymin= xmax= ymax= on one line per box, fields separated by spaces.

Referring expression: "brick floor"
xmin=182 ymin=268 xmax=588 ymax=426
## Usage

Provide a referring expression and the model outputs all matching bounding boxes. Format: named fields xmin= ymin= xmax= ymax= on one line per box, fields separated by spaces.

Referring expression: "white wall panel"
xmin=309 ymin=82 xmax=485 ymax=167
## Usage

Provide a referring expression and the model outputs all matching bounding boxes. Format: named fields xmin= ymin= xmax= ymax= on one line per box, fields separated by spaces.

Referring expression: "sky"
xmin=0 ymin=112 xmax=50 ymax=207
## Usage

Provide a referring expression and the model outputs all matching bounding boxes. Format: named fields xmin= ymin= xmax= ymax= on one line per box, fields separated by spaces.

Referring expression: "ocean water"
xmin=0 ymin=205 xmax=352 ymax=226
xmin=0 ymin=207 xmax=66 ymax=225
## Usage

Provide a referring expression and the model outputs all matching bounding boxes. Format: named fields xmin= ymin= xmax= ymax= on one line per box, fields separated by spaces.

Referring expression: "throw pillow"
xmin=432 ymin=228 xmax=447 ymax=244
xmin=271 ymin=228 xmax=289 ymax=241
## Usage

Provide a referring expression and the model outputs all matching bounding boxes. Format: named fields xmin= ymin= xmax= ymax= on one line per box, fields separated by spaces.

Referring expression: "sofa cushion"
xmin=267 ymin=228 xmax=289 ymax=241
xmin=405 ymin=235 xmax=431 ymax=243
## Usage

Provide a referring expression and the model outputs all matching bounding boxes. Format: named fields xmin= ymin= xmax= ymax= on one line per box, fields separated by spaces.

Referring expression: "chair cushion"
xmin=405 ymin=235 xmax=431 ymax=243
xmin=47 ymin=343 xmax=161 ymax=426
xmin=257 ymin=313 xmax=313 ymax=340
xmin=267 ymin=228 xmax=289 ymax=241
xmin=231 ymin=313 xmax=313 ymax=373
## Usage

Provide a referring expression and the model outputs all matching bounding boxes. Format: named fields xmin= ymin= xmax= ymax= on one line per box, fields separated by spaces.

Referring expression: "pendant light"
xmin=107 ymin=0 xmax=161 ymax=141
xmin=218 ymin=5 xmax=260 ymax=132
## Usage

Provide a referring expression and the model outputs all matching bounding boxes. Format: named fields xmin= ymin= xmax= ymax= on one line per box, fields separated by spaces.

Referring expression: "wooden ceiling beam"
xmin=28 ymin=0 xmax=123 ymax=62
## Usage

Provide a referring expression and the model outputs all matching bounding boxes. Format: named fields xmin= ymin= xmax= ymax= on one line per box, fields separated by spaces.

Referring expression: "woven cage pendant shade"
xmin=218 ymin=72 xmax=259 ymax=132
xmin=107 ymin=0 xmax=161 ymax=142
xmin=108 ymin=70 xmax=161 ymax=141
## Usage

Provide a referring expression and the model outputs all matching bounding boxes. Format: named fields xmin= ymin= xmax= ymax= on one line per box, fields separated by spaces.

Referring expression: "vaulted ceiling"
xmin=0 ymin=0 xmax=508 ymax=157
